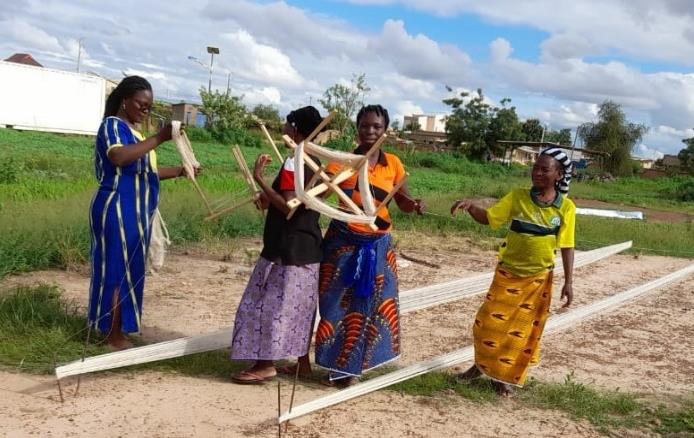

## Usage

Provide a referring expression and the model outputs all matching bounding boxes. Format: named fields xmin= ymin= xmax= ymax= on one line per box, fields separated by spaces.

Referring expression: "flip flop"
xmin=231 ymin=370 xmax=276 ymax=385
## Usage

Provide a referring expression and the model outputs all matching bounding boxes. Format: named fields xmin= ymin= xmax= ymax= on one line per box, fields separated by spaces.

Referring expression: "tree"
xmin=251 ymin=104 xmax=282 ymax=132
xmin=485 ymin=98 xmax=523 ymax=157
xmin=679 ymin=133 xmax=694 ymax=174
xmin=545 ymin=128 xmax=572 ymax=145
xmin=198 ymin=87 xmax=247 ymax=136
xmin=579 ymin=101 xmax=648 ymax=175
xmin=319 ymin=73 xmax=370 ymax=134
xmin=522 ymin=118 xmax=544 ymax=142
xmin=443 ymin=89 xmax=523 ymax=159
xmin=391 ymin=119 xmax=401 ymax=132
xmin=406 ymin=117 xmax=421 ymax=131
xmin=443 ymin=88 xmax=492 ymax=158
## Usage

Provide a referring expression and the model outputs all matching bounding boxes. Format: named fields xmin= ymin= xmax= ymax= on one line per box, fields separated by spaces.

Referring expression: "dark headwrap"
xmin=286 ymin=106 xmax=323 ymax=138
xmin=540 ymin=147 xmax=573 ymax=194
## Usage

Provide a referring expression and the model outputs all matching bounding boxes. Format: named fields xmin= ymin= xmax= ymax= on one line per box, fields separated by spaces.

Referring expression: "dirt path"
xmin=1 ymin=233 xmax=693 ymax=437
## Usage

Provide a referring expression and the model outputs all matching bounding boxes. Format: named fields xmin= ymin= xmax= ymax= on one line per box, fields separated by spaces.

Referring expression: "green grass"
xmin=389 ymin=370 xmax=693 ymax=436
xmin=0 ymin=284 xmax=109 ymax=373
xmin=1 ymin=127 xmax=693 ymax=279
xmin=0 ymin=284 xmax=246 ymax=377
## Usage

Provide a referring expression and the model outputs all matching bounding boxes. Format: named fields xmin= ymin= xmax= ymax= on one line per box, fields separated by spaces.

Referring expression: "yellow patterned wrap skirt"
xmin=472 ymin=266 xmax=553 ymax=386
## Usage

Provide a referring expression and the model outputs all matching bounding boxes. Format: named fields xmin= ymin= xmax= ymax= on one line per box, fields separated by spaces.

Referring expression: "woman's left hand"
xmin=412 ymin=198 xmax=426 ymax=215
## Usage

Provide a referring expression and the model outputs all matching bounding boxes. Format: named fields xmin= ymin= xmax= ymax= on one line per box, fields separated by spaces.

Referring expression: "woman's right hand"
xmin=254 ymin=154 xmax=272 ymax=179
xmin=156 ymin=122 xmax=174 ymax=144
xmin=450 ymin=199 xmax=473 ymax=216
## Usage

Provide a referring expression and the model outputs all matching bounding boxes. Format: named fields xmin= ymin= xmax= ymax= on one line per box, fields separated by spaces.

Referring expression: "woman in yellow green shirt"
xmin=451 ymin=148 xmax=576 ymax=396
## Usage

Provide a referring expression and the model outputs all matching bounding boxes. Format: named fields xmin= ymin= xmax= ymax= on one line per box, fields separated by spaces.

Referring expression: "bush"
xmin=185 ymin=126 xmax=214 ymax=142
xmin=211 ymin=127 xmax=263 ymax=148
xmin=675 ymin=179 xmax=694 ymax=202
xmin=0 ymin=156 xmax=20 ymax=183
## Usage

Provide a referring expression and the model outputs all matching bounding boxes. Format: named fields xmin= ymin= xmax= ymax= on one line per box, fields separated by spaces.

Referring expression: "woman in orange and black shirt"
xmin=314 ymin=105 xmax=425 ymax=386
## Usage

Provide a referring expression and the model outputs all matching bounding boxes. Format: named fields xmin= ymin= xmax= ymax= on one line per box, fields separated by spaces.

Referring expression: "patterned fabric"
xmin=231 ymin=257 xmax=319 ymax=360
xmin=87 ymin=117 xmax=159 ymax=334
xmin=487 ymin=188 xmax=575 ymax=277
xmin=325 ymin=151 xmax=406 ymax=234
xmin=314 ymin=221 xmax=401 ymax=379
xmin=473 ymin=266 xmax=553 ymax=386
xmin=539 ymin=147 xmax=573 ymax=194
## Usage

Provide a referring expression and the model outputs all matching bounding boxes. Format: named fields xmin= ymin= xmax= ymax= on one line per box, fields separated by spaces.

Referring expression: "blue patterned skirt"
xmin=314 ymin=221 xmax=401 ymax=379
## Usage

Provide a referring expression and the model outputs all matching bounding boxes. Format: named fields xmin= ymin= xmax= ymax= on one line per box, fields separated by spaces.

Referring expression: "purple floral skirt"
xmin=230 ymin=257 xmax=319 ymax=360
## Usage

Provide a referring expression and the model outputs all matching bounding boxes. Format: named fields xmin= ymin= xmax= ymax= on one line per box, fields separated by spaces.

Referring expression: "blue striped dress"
xmin=87 ymin=117 xmax=159 ymax=334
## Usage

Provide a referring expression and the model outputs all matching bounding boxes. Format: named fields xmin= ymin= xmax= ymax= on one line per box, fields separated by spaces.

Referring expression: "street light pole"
xmin=206 ymin=46 xmax=219 ymax=93
xmin=76 ymin=38 xmax=84 ymax=73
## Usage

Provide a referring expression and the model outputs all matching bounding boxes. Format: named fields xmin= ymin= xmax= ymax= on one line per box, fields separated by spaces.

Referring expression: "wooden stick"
xmin=287 ymin=168 xmax=356 ymax=209
xmin=277 ymin=381 xmax=282 ymax=438
xmin=304 ymin=111 xmax=335 ymax=144
xmin=231 ymin=145 xmax=264 ymax=217
xmin=399 ymin=251 xmax=441 ymax=269
xmin=286 ymin=363 xmax=300 ymax=433
xmin=204 ymin=195 xmax=258 ymax=222
xmin=53 ymin=354 xmax=64 ymax=403
xmin=373 ymin=173 xmax=409 ymax=215
xmin=283 ymin=135 xmax=364 ymax=216
xmin=259 ymin=123 xmax=284 ymax=163
xmin=74 ymin=323 xmax=93 ymax=397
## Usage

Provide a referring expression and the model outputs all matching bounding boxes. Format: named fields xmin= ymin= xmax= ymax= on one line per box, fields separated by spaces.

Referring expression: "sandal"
xmin=231 ymin=370 xmax=276 ymax=385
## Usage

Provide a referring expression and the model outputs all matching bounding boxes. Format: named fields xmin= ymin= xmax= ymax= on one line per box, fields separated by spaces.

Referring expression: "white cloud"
xmin=489 ymin=38 xmax=694 ymax=134
xmin=1 ymin=18 xmax=62 ymax=52
xmin=392 ymin=100 xmax=424 ymax=127
xmin=222 ymin=30 xmax=304 ymax=87
xmin=341 ymin=0 xmax=694 ymax=65
xmin=369 ymin=20 xmax=471 ymax=82
xmin=634 ymin=143 xmax=665 ymax=160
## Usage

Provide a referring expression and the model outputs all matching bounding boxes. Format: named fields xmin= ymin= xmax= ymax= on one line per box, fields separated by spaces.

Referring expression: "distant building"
xmin=172 ymin=102 xmax=206 ymax=127
xmin=4 ymin=53 xmax=43 ymax=67
xmin=638 ymin=159 xmax=655 ymax=169
xmin=403 ymin=114 xmax=446 ymax=132
xmin=661 ymin=154 xmax=681 ymax=168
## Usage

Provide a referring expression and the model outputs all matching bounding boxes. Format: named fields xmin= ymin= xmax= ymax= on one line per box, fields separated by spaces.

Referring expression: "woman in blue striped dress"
xmin=88 ymin=76 xmax=190 ymax=349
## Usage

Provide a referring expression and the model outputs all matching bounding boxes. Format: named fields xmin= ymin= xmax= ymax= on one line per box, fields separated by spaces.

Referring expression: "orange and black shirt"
xmin=325 ymin=149 xmax=406 ymax=235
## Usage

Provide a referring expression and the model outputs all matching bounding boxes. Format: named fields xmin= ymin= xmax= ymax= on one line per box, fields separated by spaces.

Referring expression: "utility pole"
xmin=76 ymin=38 xmax=84 ymax=73
xmin=226 ymin=72 xmax=231 ymax=95
xmin=206 ymin=46 xmax=219 ymax=93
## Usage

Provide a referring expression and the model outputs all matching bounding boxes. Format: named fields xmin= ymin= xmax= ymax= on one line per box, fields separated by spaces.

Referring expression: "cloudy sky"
xmin=2 ymin=0 xmax=694 ymax=158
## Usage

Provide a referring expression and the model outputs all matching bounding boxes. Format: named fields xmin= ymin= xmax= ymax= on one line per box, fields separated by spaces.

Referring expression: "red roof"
xmin=4 ymin=53 xmax=43 ymax=67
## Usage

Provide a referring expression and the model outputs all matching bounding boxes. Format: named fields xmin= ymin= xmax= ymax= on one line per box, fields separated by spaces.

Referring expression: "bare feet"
xmin=456 ymin=365 xmax=481 ymax=381
xmin=492 ymin=381 xmax=514 ymax=397
xmin=105 ymin=334 xmax=133 ymax=350
xmin=320 ymin=375 xmax=357 ymax=388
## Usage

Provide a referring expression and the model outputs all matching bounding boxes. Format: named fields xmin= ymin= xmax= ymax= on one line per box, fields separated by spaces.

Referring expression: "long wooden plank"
xmin=279 ymin=262 xmax=694 ymax=423
xmin=55 ymin=242 xmax=631 ymax=379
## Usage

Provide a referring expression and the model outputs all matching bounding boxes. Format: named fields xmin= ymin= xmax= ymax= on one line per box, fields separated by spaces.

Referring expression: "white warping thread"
xmin=55 ymin=242 xmax=630 ymax=380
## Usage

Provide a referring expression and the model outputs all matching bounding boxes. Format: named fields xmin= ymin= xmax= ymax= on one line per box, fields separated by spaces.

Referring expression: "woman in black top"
xmin=230 ymin=106 xmax=323 ymax=383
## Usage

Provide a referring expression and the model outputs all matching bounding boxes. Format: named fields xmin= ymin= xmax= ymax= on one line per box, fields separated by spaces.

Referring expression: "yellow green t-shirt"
xmin=486 ymin=188 xmax=576 ymax=277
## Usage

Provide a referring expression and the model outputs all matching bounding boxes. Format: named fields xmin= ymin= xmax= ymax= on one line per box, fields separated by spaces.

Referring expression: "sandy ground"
xmin=1 ymin=233 xmax=693 ymax=437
